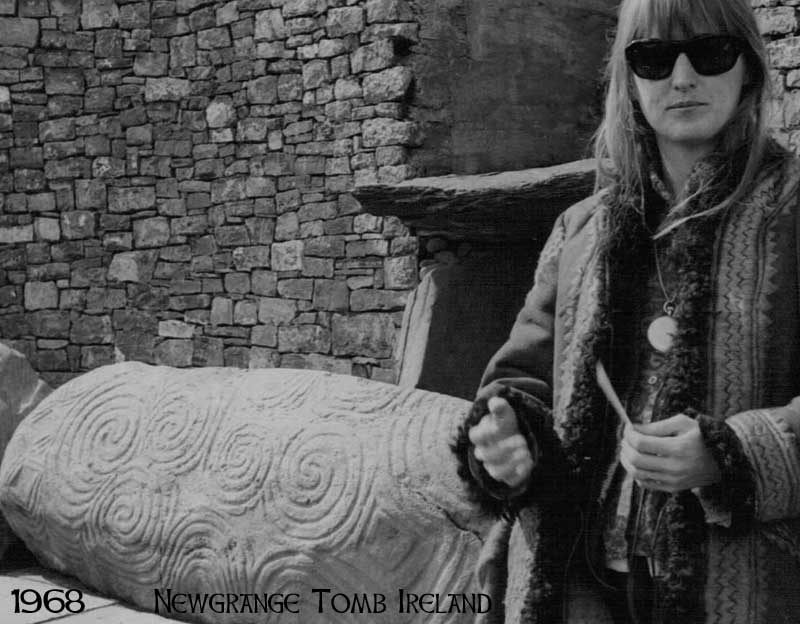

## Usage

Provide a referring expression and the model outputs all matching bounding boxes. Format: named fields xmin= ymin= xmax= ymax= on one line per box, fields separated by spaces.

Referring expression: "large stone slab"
xmin=0 ymin=343 xmax=51 ymax=561
xmin=0 ymin=364 xmax=489 ymax=623
xmin=353 ymin=158 xmax=595 ymax=241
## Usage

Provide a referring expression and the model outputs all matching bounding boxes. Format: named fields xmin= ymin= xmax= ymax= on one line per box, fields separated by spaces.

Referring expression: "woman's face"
xmin=632 ymin=39 xmax=746 ymax=155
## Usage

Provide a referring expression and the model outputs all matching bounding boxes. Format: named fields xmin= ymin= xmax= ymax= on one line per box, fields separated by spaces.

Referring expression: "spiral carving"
xmin=83 ymin=466 xmax=176 ymax=588
xmin=265 ymin=425 xmax=368 ymax=545
xmin=385 ymin=392 xmax=470 ymax=518
xmin=0 ymin=450 xmax=49 ymax=563
xmin=0 ymin=434 xmax=47 ymax=527
xmin=250 ymin=550 xmax=316 ymax=595
xmin=50 ymin=383 xmax=145 ymax=526
xmin=317 ymin=374 xmax=409 ymax=415
xmin=0 ymin=364 xmax=483 ymax=624
xmin=160 ymin=510 xmax=236 ymax=594
xmin=250 ymin=551 xmax=362 ymax=624
xmin=142 ymin=374 xmax=225 ymax=476
xmin=206 ymin=423 xmax=273 ymax=514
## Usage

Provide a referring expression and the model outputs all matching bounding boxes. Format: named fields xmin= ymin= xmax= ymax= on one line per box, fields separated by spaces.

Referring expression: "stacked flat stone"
xmin=0 ymin=0 xmax=421 ymax=387
xmin=755 ymin=2 xmax=800 ymax=148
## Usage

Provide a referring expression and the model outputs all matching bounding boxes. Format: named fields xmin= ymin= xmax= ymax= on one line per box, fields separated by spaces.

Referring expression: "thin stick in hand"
xmin=595 ymin=360 xmax=631 ymax=427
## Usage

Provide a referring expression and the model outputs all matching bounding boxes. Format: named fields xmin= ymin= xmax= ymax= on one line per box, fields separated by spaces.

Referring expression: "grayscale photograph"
xmin=0 ymin=0 xmax=796 ymax=623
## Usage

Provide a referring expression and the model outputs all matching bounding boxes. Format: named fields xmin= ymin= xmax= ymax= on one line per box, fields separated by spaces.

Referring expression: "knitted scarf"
xmin=560 ymin=151 xmax=748 ymax=623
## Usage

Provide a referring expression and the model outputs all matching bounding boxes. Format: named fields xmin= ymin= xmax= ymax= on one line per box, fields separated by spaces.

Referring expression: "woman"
xmin=454 ymin=0 xmax=800 ymax=623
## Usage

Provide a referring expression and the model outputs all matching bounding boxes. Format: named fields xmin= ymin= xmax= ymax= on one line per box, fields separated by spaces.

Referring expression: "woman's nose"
xmin=671 ymin=53 xmax=698 ymax=88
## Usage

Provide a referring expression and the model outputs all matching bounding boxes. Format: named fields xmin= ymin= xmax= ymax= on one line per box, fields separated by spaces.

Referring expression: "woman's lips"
xmin=667 ymin=102 xmax=706 ymax=110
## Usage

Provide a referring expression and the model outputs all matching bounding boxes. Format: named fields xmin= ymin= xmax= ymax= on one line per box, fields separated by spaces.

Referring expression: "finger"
xmin=620 ymin=439 xmax=680 ymax=474
xmin=487 ymin=397 xmax=519 ymax=436
xmin=624 ymin=426 xmax=680 ymax=456
xmin=484 ymin=459 xmax=525 ymax=486
xmin=487 ymin=451 xmax=535 ymax=487
xmin=619 ymin=443 xmax=678 ymax=483
xmin=468 ymin=419 xmax=491 ymax=446
xmin=480 ymin=442 xmax=535 ymax=484
xmin=468 ymin=414 xmax=506 ymax=445
xmin=634 ymin=413 xmax=694 ymax=437
xmin=468 ymin=401 xmax=519 ymax=445
xmin=619 ymin=450 xmax=633 ymax=476
xmin=474 ymin=434 xmax=530 ymax=464
xmin=505 ymin=446 xmax=536 ymax=478
xmin=625 ymin=464 xmax=679 ymax=487
xmin=514 ymin=454 xmax=535 ymax=479
xmin=506 ymin=467 xmax=529 ymax=488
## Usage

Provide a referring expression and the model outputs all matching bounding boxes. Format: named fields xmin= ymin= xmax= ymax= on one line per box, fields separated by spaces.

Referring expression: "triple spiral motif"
xmin=0 ymin=362 xmax=482 ymax=623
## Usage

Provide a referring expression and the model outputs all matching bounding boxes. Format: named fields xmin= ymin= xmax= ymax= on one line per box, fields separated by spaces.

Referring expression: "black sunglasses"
xmin=625 ymin=34 xmax=747 ymax=80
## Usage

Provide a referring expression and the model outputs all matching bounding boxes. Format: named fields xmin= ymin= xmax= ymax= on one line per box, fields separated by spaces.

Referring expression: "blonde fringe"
xmin=593 ymin=0 xmax=772 ymax=235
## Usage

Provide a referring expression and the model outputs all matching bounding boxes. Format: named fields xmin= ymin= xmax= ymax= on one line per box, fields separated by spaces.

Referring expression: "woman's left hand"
xmin=620 ymin=413 xmax=722 ymax=492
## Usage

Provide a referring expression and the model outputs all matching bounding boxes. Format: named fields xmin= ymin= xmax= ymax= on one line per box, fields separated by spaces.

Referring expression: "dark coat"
xmin=455 ymin=151 xmax=800 ymax=624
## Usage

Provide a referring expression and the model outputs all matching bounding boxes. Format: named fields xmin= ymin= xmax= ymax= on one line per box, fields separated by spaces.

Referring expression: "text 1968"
xmin=11 ymin=589 xmax=85 ymax=614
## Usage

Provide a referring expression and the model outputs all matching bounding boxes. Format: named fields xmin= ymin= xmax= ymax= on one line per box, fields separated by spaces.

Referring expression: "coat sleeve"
xmin=694 ymin=168 xmax=800 ymax=527
xmin=452 ymin=213 xmax=569 ymax=517
xmin=717 ymin=402 xmax=800 ymax=523
xmin=701 ymin=176 xmax=800 ymax=522
xmin=474 ymin=208 xmax=564 ymax=404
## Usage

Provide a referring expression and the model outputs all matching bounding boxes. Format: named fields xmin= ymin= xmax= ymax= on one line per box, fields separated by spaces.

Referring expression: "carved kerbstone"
xmin=0 ymin=343 xmax=51 ymax=560
xmin=0 ymin=362 xmax=488 ymax=622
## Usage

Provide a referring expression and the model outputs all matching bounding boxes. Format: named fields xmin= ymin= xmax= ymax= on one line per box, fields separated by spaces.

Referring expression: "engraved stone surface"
xmin=0 ymin=363 xmax=487 ymax=623
xmin=0 ymin=343 xmax=51 ymax=561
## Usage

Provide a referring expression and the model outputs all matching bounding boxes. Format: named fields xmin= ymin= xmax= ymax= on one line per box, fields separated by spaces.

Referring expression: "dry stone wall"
xmin=0 ymin=0 xmax=420 ymax=387
xmin=757 ymin=1 xmax=800 ymax=147
xmin=2 ymin=0 xmax=800 ymax=388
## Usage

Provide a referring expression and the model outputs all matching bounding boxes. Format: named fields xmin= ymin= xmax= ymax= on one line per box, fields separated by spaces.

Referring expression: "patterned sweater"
xmin=454 ymin=147 xmax=800 ymax=624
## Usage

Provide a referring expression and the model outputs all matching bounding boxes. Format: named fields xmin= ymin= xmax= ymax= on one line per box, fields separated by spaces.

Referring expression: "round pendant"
xmin=647 ymin=315 xmax=678 ymax=353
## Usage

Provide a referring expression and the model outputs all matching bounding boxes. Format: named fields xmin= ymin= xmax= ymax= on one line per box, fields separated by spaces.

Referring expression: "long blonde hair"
xmin=594 ymin=0 xmax=771 ymax=236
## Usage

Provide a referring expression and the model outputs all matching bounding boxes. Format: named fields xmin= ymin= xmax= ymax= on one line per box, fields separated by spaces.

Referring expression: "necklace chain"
xmin=653 ymin=238 xmax=676 ymax=316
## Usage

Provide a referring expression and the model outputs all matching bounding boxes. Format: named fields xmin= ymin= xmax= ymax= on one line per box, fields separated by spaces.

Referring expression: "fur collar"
xmin=557 ymin=144 xmax=787 ymax=622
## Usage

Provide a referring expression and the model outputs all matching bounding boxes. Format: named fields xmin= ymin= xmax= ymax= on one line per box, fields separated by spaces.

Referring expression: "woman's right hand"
xmin=468 ymin=397 xmax=536 ymax=488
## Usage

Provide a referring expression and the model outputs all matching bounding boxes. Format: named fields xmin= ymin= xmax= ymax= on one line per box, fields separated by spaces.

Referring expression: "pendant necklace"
xmin=647 ymin=240 xmax=677 ymax=353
